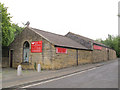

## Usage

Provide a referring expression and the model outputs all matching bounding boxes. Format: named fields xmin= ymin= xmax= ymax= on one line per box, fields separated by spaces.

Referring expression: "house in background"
xmin=3 ymin=27 xmax=116 ymax=69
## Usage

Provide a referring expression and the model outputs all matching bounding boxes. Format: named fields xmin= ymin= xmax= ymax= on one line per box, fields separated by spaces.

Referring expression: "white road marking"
xmin=21 ymin=67 xmax=97 ymax=88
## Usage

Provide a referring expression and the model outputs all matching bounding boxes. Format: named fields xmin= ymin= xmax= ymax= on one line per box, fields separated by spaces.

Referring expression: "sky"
xmin=1 ymin=0 xmax=119 ymax=40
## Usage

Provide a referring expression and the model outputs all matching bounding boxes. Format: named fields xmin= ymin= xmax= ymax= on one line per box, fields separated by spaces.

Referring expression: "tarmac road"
xmin=26 ymin=60 xmax=118 ymax=88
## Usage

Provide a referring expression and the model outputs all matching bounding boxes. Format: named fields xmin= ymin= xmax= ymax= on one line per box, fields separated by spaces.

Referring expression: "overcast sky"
xmin=1 ymin=0 xmax=119 ymax=40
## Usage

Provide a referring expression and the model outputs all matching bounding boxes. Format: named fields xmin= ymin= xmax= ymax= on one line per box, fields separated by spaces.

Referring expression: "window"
xmin=23 ymin=41 xmax=30 ymax=62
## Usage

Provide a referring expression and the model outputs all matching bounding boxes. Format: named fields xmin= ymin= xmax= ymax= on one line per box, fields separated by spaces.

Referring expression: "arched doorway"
xmin=23 ymin=41 xmax=29 ymax=62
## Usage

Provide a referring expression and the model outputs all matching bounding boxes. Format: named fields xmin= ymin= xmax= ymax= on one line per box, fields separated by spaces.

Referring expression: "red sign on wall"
xmin=56 ymin=47 xmax=67 ymax=54
xmin=31 ymin=41 xmax=42 ymax=53
xmin=93 ymin=45 xmax=102 ymax=50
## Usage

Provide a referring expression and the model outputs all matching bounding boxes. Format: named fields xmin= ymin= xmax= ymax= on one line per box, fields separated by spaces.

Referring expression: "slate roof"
xmin=29 ymin=27 xmax=89 ymax=50
xmin=66 ymin=32 xmax=108 ymax=47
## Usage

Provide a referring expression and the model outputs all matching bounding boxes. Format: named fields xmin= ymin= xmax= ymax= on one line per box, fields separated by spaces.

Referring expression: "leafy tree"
xmin=0 ymin=3 xmax=24 ymax=46
xmin=0 ymin=3 xmax=15 ymax=46
xmin=117 ymin=36 xmax=120 ymax=57
xmin=0 ymin=3 xmax=12 ymax=46
xmin=11 ymin=23 xmax=23 ymax=37
xmin=96 ymin=35 xmax=120 ymax=57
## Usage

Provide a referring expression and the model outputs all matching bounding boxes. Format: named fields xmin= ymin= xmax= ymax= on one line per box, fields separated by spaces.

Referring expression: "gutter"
xmin=54 ymin=45 xmax=92 ymax=51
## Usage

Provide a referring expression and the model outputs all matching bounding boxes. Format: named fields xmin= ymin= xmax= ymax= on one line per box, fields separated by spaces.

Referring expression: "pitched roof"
xmin=66 ymin=32 xmax=108 ymax=47
xmin=28 ymin=27 xmax=89 ymax=50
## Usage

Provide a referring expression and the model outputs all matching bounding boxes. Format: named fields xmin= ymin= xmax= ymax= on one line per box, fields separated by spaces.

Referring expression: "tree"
xmin=96 ymin=35 xmax=120 ymax=57
xmin=11 ymin=23 xmax=23 ymax=37
xmin=0 ymin=3 xmax=24 ymax=46
xmin=1 ymin=3 xmax=12 ymax=46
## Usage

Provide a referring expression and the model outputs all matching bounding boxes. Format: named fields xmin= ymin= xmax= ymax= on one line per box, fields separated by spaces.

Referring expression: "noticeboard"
xmin=56 ymin=47 xmax=67 ymax=54
xmin=93 ymin=45 xmax=102 ymax=50
xmin=31 ymin=41 xmax=42 ymax=53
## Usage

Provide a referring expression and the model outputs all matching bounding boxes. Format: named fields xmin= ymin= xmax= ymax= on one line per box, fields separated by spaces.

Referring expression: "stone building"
xmin=65 ymin=32 xmax=117 ymax=63
xmin=2 ymin=46 xmax=9 ymax=67
xmin=7 ymin=27 xmax=116 ymax=70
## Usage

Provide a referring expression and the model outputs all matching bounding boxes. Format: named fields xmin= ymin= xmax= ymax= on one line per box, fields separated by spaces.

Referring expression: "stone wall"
xmin=51 ymin=48 xmax=93 ymax=69
xmin=2 ymin=57 xmax=9 ymax=67
xmin=109 ymin=49 xmax=117 ymax=60
xmin=2 ymin=47 xmax=9 ymax=67
xmin=10 ymin=28 xmax=53 ymax=70
xmin=51 ymin=47 xmax=116 ymax=69
xmin=92 ymin=47 xmax=116 ymax=63
xmin=78 ymin=50 xmax=92 ymax=64
xmin=52 ymin=48 xmax=77 ymax=69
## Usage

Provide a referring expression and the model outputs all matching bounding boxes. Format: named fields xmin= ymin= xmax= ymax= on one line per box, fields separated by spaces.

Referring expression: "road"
xmin=23 ymin=60 xmax=118 ymax=88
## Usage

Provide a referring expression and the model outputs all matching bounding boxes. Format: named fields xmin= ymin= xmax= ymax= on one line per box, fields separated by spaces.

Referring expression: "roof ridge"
xmin=66 ymin=32 xmax=107 ymax=47
xmin=31 ymin=27 xmax=88 ymax=48
xmin=28 ymin=27 xmax=89 ymax=49
xmin=67 ymin=32 xmax=94 ymax=41
xmin=31 ymin=27 xmax=67 ymax=38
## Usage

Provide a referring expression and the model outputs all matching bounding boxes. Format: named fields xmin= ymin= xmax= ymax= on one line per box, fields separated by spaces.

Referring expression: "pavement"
xmin=1 ymin=59 xmax=118 ymax=88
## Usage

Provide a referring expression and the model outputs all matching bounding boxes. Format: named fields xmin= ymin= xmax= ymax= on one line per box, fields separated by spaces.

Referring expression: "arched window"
xmin=23 ymin=41 xmax=30 ymax=62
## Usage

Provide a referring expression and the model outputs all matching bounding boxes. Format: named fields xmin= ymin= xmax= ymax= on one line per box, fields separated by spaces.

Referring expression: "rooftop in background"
xmin=65 ymin=32 xmax=108 ymax=48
